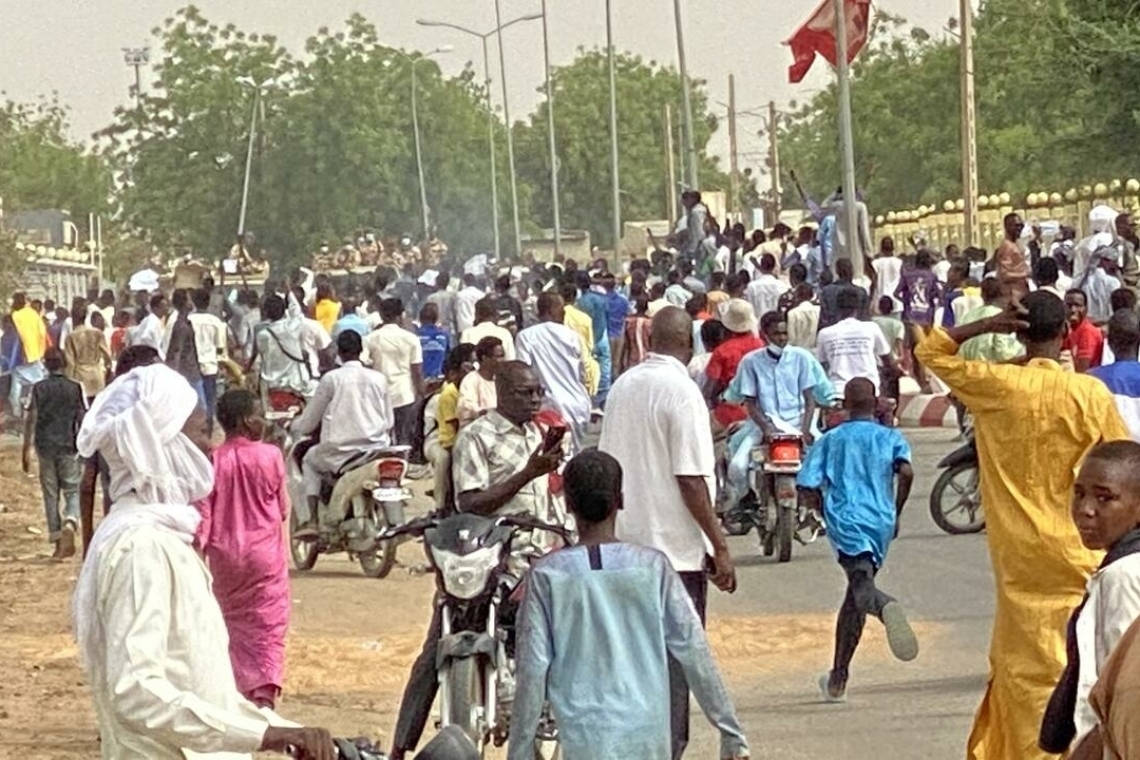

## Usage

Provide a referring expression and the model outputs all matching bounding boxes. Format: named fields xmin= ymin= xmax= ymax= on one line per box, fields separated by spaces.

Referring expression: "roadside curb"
xmin=897 ymin=393 xmax=957 ymax=428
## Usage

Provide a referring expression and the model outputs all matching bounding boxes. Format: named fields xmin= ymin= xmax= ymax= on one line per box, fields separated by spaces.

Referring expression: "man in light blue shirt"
xmin=797 ymin=377 xmax=917 ymax=702
xmin=721 ymin=311 xmax=833 ymax=510
xmin=510 ymin=450 xmax=749 ymax=760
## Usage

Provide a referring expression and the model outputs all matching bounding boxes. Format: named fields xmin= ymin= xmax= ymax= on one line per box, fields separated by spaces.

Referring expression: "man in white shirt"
xmin=744 ymin=253 xmax=790 ymax=321
xmin=599 ymin=305 xmax=738 ymax=759
xmin=425 ymin=270 xmax=458 ymax=338
xmin=454 ymin=274 xmax=485 ymax=334
xmin=515 ymin=292 xmax=593 ymax=448
xmin=457 ymin=336 xmax=504 ymax=424
xmin=133 ymin=293 xmax=168 ymax=358
xmin=460 ymin=297 xmax=516 ymax=360
xmin=187 ymin=288 xmax=228 ymax=431
xmin=254 ymin=293 xmax=318 ymax=400
xmin=786 ymin=283 xmax=821 ymax=349
xmin=870 ymin=238 xmax=903 ymax=314
xmin=74 ymin=362 xmax=334 ymax=759
xmin=364 ymin=297 xmax=424 ymax=446
xmin=816 ymin=287 xmax=897 ymax=397
xmin=293 ymin=331 xmax=394 ymax=536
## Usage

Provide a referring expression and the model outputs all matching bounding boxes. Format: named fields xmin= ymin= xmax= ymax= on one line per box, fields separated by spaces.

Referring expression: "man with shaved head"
xmin=798 ymin=377 xmax=916 ymax=703
xmin=1090 ymin=308 xmax=1140 ymax=441
xmin=600 ymin=305 xmax=739 ymax=759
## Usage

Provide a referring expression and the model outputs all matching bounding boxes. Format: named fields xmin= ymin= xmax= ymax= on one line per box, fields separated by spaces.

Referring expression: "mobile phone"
xmin=542 ymin=424 xmax=567 ymax=452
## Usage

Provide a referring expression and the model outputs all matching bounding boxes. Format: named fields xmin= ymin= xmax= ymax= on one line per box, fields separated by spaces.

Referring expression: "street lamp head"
xmin=122 ymin=47 xmax=150 ymax=66
xmin=519 ymin=13 xmax=543 ymax=21
xmin=432 ymin=45 xmax=455 ymax=54
xmin=235 ymin=75 xmax=256 ymax=87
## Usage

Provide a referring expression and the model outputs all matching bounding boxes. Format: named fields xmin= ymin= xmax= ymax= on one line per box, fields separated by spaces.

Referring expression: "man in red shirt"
xmin=1064 ymin=288 xmax=1105 ymax=372
xmin=704 ymin=299 xmax=763 ymax=427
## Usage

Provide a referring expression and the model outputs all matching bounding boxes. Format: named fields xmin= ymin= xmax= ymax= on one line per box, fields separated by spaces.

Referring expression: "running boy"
xmin=509 ymin=450 xmax=750 ymax=760
xmin=797 ymin=377 xmax=917 ymax=702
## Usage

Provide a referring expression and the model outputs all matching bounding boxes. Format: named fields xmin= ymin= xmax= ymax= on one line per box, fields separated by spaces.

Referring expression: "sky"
xmin=0 ymin=0 xmax=956 ymax=177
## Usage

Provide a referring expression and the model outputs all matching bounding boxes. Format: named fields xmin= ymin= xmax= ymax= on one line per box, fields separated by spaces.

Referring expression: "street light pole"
xmin=481 ymin=36 xmax=501 ymax=260
xmin=671 ymin=0 xmax=699 ymax=189
xmin=417 ymin=15 xmax=541 ymax=260
xmin=410 ymin=63 xmax=430 ymax=242
xmin=540 ymin=0 xmax=562 ymax=258
xmin=493 ymin=0 xmax=523 ymax=257
xmin=606 ymin=0 xmax=621 ymax=268
xmin=121 ymin=47 xmax=150 ymax=130
xmin=237 ymin=86 xmax=260 ymax=243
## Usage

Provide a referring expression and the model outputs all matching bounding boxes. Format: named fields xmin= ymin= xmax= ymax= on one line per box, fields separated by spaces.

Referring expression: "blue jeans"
xmin=202 ymin=374 xmax=218 ymax=430
xmin=39 ymin=451 xmax=81 ymax=542
xmin=9 ymin=361 xmax=46 ymax=420
xmin=594 ymin=339 xmax=613 ymax=408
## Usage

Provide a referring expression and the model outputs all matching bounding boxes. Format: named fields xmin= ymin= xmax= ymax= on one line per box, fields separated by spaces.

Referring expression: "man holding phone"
xmin=390 ymin=360 xmax=565 ymax=760
xmin=600 ymin=306 xmax=738 ymax=760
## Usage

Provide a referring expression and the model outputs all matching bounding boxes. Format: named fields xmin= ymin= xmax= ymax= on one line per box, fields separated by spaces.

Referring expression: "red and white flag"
xmin=784 ymin=0 xmax=872 ymax=84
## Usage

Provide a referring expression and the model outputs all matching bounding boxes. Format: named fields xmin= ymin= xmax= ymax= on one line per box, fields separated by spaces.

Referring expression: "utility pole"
xmin=960 ymin=0 xmax=979 ymax=246
xmin=665 ymin=103 xmax=677 ymax=226
xmin=606 ymin=0 xmax=622 ymax=269
xmin=768 ymin=100 xmax=782 ymax=221
xmin=727 ymin=75 xmax=739 ymax=226
xmin=672 ymin=0 xmax=699 ymax=189
xmin=540 ymin=0 xmax=562 ymax=258
xmin=493 ymin=0 xmax=523 ymax=257
xmin=834 ymin=0 xmax=864 ymax=275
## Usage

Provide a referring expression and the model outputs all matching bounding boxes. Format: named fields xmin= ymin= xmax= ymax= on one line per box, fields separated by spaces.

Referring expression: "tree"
xmin=0 ymin=98 xmax=111 ymax=217
xmin=512 ymin=49 xmax=728 ymax=248
xmin=777 ymin=0 xmax=1126 ymax=216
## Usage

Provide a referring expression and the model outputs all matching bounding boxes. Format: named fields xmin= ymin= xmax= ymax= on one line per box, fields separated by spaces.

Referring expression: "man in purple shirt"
xmin=894 ymin=249 xmax=942 ymax=393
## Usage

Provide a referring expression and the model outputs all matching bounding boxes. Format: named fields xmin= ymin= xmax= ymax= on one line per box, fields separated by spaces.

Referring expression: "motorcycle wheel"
xmin=930 ymin=462 xmax=985 ymax=535
xmin=356 ymin=494 xmax=398 ymax=579
xmin=444 ymin=656 xmax=486 ymax=752
xmin=289 ymin=510 xmax=319 ymax=572
xmin=776 ymin=504 xmax=794 ymax=563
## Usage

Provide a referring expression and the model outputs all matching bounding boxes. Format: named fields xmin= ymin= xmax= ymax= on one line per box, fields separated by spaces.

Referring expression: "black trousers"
xmin=668 ymin=570 xmax=708 ymax=760
xmin=392 ymin=402 xmax=417 ymax=447
xmin=832 ymin=552 xmax=893 ymax=683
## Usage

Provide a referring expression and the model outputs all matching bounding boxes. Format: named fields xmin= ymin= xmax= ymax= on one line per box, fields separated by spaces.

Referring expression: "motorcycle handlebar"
xmin=376 ymin=511 xmax=571 ymax=542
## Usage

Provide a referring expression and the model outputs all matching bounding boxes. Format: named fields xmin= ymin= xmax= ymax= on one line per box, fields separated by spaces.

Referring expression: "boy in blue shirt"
xmin=417 ymin=303 xmax=450 ymax=380
xmin=797 ymin=377 xmax=918 ymax=702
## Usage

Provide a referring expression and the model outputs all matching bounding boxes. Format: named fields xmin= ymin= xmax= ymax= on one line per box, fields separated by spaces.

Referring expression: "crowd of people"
xmin=6 ymin=188 xmax=1140 ymax=759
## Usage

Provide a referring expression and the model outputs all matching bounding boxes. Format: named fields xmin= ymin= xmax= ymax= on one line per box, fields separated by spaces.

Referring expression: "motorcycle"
xmin=264 ymin=388 xmax=306 ymax=450
xmin=286 ymin=439 xmax=413 ymax=578
xmin=719 ymin=433 xmax=823 ymax=563
xmin=929 ymin=424 xmax=984 ymax=535
xmin=382 ymin=512 xmax=567 ymax=757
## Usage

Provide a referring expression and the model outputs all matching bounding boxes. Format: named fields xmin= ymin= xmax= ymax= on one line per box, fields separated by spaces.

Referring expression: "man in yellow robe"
xmin=916 ymin=291 xmax=1130 ymax=760
xmin=560 ymin=283 xmax=600 ymax=397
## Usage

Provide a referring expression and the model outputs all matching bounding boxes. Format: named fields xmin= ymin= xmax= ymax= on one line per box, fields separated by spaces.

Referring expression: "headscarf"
xmin=72 ymin=364 xmax=214 ymax=670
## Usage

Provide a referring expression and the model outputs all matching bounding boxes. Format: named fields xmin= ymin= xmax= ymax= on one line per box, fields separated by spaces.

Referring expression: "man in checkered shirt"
xmin=390 ymin=360 xmax=564 ymax=760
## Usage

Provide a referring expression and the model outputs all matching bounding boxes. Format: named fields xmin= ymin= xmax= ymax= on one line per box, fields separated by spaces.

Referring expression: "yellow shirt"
xmin=564 ymin=305 xmax=600 ymax=396
xmin=12 ymin=305 xmax=46 ymax=364
xmin=916 ymin=328 xmax=1130 ymax=760
xmin=314 ymin=299 xmax=340 ymax=334
xmin=437 ymin=381 xmax=460 ymax=450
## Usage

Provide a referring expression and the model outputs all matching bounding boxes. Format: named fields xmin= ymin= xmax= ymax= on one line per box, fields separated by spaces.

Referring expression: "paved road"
xmin=689 ymin=428 xmax=994 ymax=760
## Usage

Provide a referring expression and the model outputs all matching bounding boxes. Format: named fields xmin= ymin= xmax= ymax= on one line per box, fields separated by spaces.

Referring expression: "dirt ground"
xmin=0 ymin=453 xmax=934 ymax=759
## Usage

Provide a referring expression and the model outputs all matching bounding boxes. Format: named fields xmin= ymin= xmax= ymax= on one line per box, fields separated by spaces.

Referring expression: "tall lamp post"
xmin=671 ymin=0 xmax=699 ymax=190
xmin=492 ymin=0 xmax=525 ymax=257
xmin=235 ymin=75 xmax=283 ymax=251
xmin=121 ymin=47 xmax=149 ymax=114
xmin=538 ymin=0 xmax=562 ymax=258
xmin=388 ymin=47 xmax=453 ymax=243
xmin=605 ymin=0 xmax=621 ymax=267
xmin=416 ymin=16 xmax=541 ymax=261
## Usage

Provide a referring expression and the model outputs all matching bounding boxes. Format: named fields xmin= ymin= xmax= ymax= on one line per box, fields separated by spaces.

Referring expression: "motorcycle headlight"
xmin=429 ymin=545 xmax=502 ymax=600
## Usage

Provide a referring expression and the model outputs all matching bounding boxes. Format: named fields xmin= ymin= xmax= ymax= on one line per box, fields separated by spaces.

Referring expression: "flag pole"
xmin=833 ymin=0 xmax=863 ymax=275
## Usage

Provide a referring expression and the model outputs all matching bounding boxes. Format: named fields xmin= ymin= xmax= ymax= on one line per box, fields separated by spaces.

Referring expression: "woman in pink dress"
xmin=197 ymin=388 xmax=290 ymax=708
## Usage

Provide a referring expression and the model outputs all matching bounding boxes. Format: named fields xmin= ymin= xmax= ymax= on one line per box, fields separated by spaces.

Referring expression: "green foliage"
xmin=778 ymin=0 xmax=1140 ymax=214
xmin=513 ymin=49 xmax=727 ymax=247
xmin=0 ymin=99 xmax=110 ymax=216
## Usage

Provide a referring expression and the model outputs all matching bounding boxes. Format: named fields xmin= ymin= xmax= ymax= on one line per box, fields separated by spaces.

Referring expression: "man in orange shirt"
xmin=1064 ymin=289 xmax=1105 ymax=373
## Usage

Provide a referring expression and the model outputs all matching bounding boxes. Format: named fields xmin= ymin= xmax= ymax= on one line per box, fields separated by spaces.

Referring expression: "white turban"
xmin=73 ymin=364 xmax=214 ymax=670
xmin=78 ymin=363 xmax=213 ymax=506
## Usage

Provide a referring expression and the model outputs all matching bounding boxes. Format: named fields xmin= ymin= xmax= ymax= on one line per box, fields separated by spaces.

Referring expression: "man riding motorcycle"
xmin=252 ymin=291 xmax=318 ymax=403
xmin=722 ymin=311 xmax=834 ymax=511
xmin=291 ymin=331 xmax=395 ymax=538
xmin=390 ymin=361 xmax=566 ymax=760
